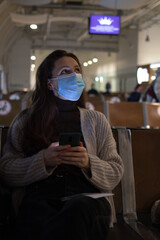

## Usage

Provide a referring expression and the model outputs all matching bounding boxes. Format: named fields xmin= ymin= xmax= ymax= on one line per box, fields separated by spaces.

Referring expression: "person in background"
xmin=86 ymin=83 xmax=98 ymax=110
xmin=140 ymin=68 xmax=160 ymax=102
xmin=87 ymin=83 xmax=99 ymax=96
xmin=0 ymin=50 xmax=124 ymax=240
xmin=127 ymin=83 xmax=144 ymax=102
xmin=104 ymin=82 xmax=111 ymax=95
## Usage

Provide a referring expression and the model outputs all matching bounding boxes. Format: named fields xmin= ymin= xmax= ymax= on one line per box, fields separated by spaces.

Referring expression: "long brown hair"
xmin=22 ymin=50 xmax=86 ymax=155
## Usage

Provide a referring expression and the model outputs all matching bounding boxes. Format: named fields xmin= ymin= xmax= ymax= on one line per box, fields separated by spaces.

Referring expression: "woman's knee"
xmin=63 ymin=196 xmax=110 ymax=217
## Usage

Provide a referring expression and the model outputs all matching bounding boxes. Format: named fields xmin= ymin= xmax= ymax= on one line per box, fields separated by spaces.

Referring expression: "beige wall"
xmin=8 ymin=36 xmax=31 ymax=92
xmin=138 ymin=24 xmax=160 ymax=66
xmin=31 ymin=49 xmax=118 ymax=93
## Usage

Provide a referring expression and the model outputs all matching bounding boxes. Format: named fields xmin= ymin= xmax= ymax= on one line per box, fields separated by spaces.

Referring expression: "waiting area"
xmin=0 ymin=125 xmax=160 ymax=239
xmin=0 ymin=91 xmax=160 ymax=239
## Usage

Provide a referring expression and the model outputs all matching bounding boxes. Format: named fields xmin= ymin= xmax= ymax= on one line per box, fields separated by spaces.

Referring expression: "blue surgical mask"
xmin=48 ymin=72 xmax=85 ymax=101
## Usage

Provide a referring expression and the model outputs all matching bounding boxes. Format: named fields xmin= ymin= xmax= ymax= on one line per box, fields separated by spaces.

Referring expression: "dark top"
xmin=53 ymin=97 xmax=85 ymax=175
xmin=127 ymin=92 xmax=141 ymax=102
xmin=55 ymin=97 xmax=81 ymax=134
xmin=26 ymin=98 xmax=86 ymax=194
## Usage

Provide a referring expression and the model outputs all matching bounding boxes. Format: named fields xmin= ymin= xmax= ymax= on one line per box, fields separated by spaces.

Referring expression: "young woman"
xmin=0 ymin=50 xmax=124 ymax=240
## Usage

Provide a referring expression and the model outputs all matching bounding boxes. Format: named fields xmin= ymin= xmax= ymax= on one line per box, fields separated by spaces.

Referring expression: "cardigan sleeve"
xmin=81 ymin=110 xmax=124 ymax=192
xmin=0 ymin=114 xmax=54 ymax=187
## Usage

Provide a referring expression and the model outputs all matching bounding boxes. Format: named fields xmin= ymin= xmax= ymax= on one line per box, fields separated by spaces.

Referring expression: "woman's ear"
xmin=48 ymin=82 xmax=53 ymax=90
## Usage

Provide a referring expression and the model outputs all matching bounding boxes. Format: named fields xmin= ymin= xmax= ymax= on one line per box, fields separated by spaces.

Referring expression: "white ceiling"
xmin=8 ymin=0 xmax=51 ymax=6
xmin=99 ymin=0 xmax=152 ymax=10
xmin=8 ymin=0 xmax=152 ymax=9
xmin=1 ymin=0 xmax=160 ymax=55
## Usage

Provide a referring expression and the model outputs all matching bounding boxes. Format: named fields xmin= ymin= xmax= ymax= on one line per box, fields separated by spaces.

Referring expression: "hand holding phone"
xmin=59 ymin=132 xmax=81 ymax=147
xmin=59 ymin=132 xmax=90 ymax=169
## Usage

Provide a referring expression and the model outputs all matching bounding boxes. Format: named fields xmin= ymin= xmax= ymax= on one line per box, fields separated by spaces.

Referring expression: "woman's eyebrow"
xmin=57 ymin=66 xmax=70 ymax=74
xmin=60 ymin=65 xmax=80 ymax=69
xmin=57 ymin=65 xmax=80 ymax=74
xmin=75 ymin=65 xmax=81 ymax=70
xmin=59 ymin=66 xmax=70 ymax=70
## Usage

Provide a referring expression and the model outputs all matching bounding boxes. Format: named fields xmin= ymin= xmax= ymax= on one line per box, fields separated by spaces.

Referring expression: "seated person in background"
xmin=0 ymin=50 xmax=124 ymax=240
xmin=104 ymin=82 xmax=111 ymax=95
xmin=85 ymin=101 xmax=95 ymax=110
xmin=127 ymin=83 xmax=143 ymax=102
xmin=110 ymin=96 xmax=121 ymax=103
xmin=9 ymin=92 xmax=20 ymax=100
xmin=140 ymin=68 xmax=160 ymax=102
xmin=87 ymin=83 xmax=99 ymax=96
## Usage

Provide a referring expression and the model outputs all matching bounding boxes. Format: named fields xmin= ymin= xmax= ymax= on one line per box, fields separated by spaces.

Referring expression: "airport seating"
xmin=85 ymin=94 xmax=104 ymax=112
xmin=102 ymin=92 xmax=128 ymax=102
xmin=0 ymin=91 xmax=33 ymax=127
xmin=103 ymin=101 xmax=144 ymax=128
xmin=21 ymin=91 xmax=33 ymax=110
xmin=131 ymin=128 xmax=160 ymax=213
xmin=2 ymin=92 xmax=26 ymax=101
xmin=112 ymin=127 xmax=160 ymax=240
xmin=142 ymin=102 xmax=160 ymax=128
xmin=85 ymin=93 xmax=127 ymax=113
xmin=3 ymin=92 xmax=160 ymax=130
xmin=113 ymin=127 xmax=160 ymax=214
xmin=0 ymin=126 xmax=160 ymax=239
xmin=102 ymin=99 xmax=160 ymax=129
xmin=0 ymin=99 xmax=22 ymax=127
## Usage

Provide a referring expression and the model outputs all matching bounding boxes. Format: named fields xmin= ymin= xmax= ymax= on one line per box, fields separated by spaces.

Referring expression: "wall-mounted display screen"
xmin=89 ymin=14 xmax=121 ymax=35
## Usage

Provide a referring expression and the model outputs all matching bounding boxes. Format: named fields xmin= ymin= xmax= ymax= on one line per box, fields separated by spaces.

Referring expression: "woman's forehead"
xmin=54 ymin=56 xmax=79 ymax=68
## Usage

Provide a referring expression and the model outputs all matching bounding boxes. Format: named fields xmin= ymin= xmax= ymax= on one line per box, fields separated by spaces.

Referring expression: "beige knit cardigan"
xmin=0 ymin=107 xmax=124 ymax=227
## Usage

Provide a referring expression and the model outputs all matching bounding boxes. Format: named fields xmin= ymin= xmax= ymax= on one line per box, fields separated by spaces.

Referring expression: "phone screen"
xmin=59 ymin=132 xmax=81 ymax=147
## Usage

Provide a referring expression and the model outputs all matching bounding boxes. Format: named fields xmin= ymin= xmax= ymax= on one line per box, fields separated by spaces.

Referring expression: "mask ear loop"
xmin=47 ymin=79 xmax=59 ymax=100
xmin=48 ymin=79 xmax=53 ymax=90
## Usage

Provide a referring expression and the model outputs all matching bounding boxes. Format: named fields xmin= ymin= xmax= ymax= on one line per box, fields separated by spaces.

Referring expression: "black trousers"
xmin=16 ymin=170 xmax=111 ymax=240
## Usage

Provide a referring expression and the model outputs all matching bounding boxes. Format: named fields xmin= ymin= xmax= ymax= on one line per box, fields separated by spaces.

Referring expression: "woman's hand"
xmin=43 ymin=142 xmax=71 ymax=167
xmin=59 ymin=142 xmax=90 ymax=169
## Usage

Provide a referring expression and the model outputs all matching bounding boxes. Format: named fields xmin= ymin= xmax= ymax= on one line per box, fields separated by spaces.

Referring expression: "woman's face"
xmin=52 ymin=56 xmax=81 ymax=78
xmin=48 ymin=56 xmax=85 ymax=101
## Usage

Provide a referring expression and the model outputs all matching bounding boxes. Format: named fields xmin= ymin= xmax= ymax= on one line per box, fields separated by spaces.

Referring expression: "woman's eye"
xmin=61 ymin=69 xmax=68 ymax=74
xmin=75 ymin=68 xmax=81 ymax=73
xmin=59 ymin=68 xmax=81 ymax=75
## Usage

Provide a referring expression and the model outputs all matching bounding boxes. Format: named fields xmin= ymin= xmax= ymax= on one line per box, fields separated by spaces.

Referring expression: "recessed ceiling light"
xmin=88 ymin=60 xmax=92 ymax=65
xmin=31 ymin=55 xmax=36 ymax=60
xmin=93 ymin=58 xmax=98 ymax=63
xmin=30 ymin=24 xmax=38 ymax=30
xmin=83 ymin=62 xmax=88 ymax=67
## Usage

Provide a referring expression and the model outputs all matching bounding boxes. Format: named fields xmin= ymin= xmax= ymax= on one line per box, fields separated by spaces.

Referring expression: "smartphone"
xmin=59 ymin=132 xmax=81 ymax=147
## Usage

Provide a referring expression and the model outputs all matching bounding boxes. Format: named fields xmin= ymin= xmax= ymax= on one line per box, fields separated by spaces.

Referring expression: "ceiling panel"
xmin=99 ymin=0 xmax=152 ymax=10
xmin=2 ymin=0 xmax=160 ymax=52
